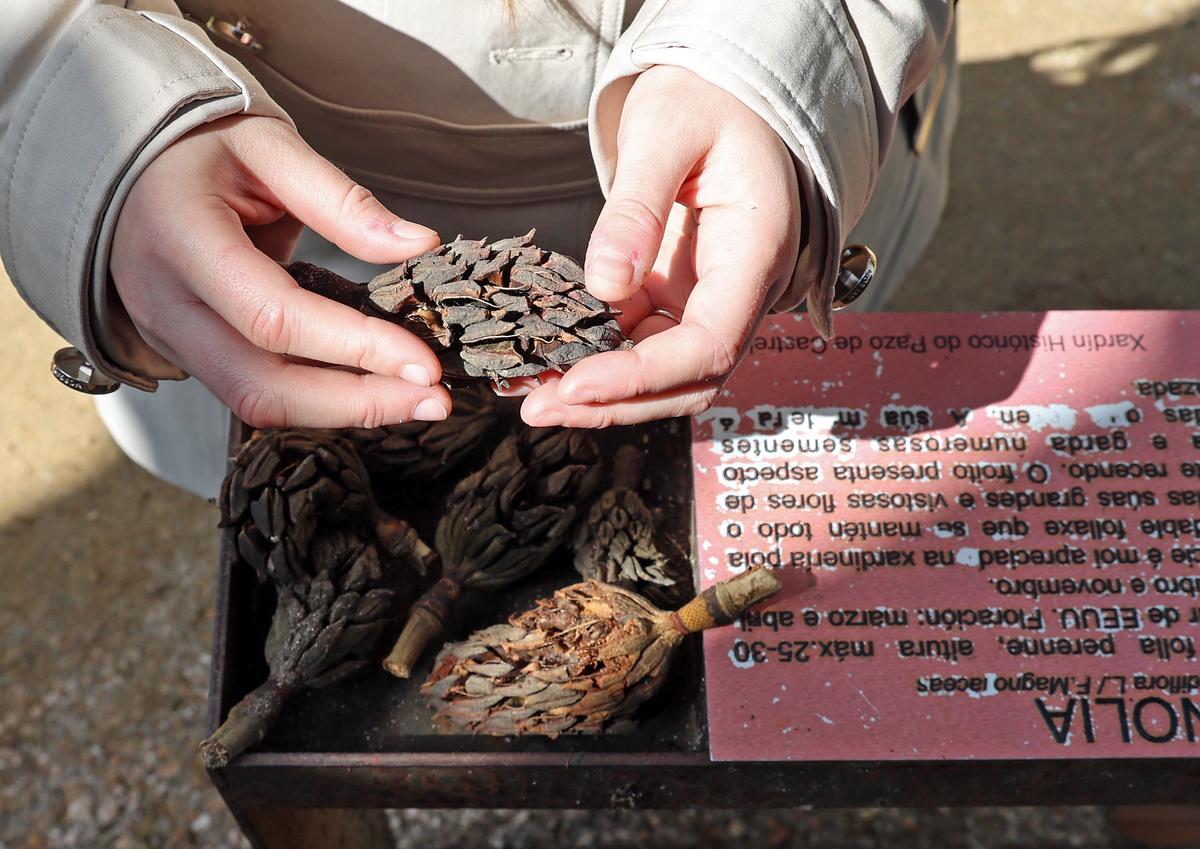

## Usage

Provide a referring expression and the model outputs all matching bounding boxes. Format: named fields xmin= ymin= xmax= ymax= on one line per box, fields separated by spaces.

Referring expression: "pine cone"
xmin=341 ymin=387 xmax=500 ymax=482
xmin=219 ymin=429 xmax=435 ymax=583
xmin=383 ymin=427 xmax=603 ymax=678
xmin=201 ymin=528 xmax=401 ymax=767
xmin=574 ymin=445 xmax=693 ymax=608
xmin=286 ymin=231 xmax=631 ymax=386
xmin=421 ymin=569 xmax=781 ymax=736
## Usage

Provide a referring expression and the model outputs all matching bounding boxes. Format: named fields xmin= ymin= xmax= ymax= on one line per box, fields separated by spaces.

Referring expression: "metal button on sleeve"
xmin=831 ymin=244 xmax=878 ymax=310
xmin=51 ymin=347 xmax=120 ymax=395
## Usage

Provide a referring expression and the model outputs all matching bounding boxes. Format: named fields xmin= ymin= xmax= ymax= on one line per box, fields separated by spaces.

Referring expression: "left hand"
xmin=520 ymin=65 xmax=802 ymax=427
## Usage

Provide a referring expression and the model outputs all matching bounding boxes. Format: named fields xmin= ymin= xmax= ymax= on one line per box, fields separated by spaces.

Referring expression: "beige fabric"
xmin=0 ymin=1 xmax=291 ymax=390
xmin=2 ymin=0 xmax=954 ymax=399
xmin=591 ymin=0 xmax=955 ymax=336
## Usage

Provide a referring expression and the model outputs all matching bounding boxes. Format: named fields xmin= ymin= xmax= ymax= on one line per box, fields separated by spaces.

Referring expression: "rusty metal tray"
xmin=205 ymin=414 xmax=1200 ymax=810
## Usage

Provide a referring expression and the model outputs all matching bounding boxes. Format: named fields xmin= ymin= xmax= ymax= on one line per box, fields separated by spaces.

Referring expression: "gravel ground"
xmin=386 ymin=808 xmax=1123 ymax=849
xmin=2 ymin=0 xmax=1199 ymax=846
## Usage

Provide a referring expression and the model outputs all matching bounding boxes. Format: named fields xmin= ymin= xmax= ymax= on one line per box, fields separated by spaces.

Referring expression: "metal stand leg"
xmin=232 ymin=807 xmax=395 ymax=849
xmin=1110 ymin=806 xmax=1200 ymax=848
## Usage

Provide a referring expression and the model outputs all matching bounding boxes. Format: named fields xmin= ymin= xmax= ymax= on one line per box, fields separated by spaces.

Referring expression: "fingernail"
xmin=586 ymin=246 xmax=634 ymax=296
xmin=493 ymin=381 xmax=534 ymax=397
xmin=412 ymin=398 xmax=448 ymax=421
xmin=400 ymin=363 xmax=433 ymax=386
xmin=389 ymin=217 xmax=438 ymax=240
xmin=529 ymin=409 xmax=564 ymax=428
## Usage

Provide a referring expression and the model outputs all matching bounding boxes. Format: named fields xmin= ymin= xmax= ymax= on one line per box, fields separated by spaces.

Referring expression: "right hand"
xmin=110 ymin=115 xmax=452 ymax=428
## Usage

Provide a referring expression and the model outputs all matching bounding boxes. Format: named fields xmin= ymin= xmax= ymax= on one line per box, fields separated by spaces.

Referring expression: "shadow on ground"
xmin=894 ymin=17 xmax=1200 ymax=314
xmin=0 ymin=456 xmax=234 ymax=847
xmin=2 ymin=8 xmax=1198 ymax=849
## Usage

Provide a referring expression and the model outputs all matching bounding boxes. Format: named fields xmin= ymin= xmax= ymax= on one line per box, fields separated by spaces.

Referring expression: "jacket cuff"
xmin=589 ymin=0 xmax=884 ymax=338
xmin=0 ymin=7 xmax=290 ymax=391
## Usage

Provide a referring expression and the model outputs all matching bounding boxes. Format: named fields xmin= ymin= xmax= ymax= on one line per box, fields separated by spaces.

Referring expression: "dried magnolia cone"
xmin=201 ymin=528 xmax=403 ymax=767
xmin=422 ymin=568 xmax=781 ymax=736
xmin=383 ymin=427 xmax=603 ymax=678
xmin=341 ymin=387 xmax=500 ymax=482
xmin=574 ymin=444 xmax=693 ymax=608
xmin=286 ymin=230 xmax=631 ymax=386
xmin=219 ymin=429 xmax=434 ymax=583
xmin=205 ymin=429 xmax=435 ymax=766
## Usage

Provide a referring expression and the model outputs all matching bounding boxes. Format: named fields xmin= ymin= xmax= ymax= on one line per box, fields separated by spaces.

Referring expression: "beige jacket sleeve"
xmin=0 ymin=1 xmax=290 ymax=390
xmin=590 ymin=0 xmax=954 ymax=338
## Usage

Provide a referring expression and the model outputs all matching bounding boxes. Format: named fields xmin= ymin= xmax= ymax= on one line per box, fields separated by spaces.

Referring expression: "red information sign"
xmin=693 ymin=311 xmax=1200 ymax=761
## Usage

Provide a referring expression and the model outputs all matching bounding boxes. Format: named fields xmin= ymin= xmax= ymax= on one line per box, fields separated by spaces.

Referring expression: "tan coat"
xmin=1 ymin=0 xmax=957 ymax=394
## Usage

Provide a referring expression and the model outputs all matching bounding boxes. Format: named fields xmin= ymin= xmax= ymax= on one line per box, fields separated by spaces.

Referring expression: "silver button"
xmin=51 ymin=347 xmax=119 ymax=395
xmin=831 ymin=244 xmax=877 ymax=310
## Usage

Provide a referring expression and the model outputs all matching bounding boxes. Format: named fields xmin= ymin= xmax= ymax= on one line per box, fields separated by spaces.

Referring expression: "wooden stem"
xmin=373 ymin=511 xmax=436 ymax=576
xmin=382 ymin=576 xmax=462 ymax=678
xmin=671 ymin=567 xmax=782 ymax=634
xmin=201 ymin=679 xmax=291 ymax=768
xmin=383 ymin=606 xmax=445 ymax=679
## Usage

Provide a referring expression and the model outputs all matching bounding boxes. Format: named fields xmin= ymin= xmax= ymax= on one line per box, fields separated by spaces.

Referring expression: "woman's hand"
xmin=111 ymin=115 xmax=452 ymax=428
xmin=520 ymin=66 xmax=801 ymax=427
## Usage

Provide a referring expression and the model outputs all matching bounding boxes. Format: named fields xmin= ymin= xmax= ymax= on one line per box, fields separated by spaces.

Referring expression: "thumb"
xmin=242 ymin=123 xmax=440 ymax=263
xmin=586 ymin=125 xmax=693 ymax=302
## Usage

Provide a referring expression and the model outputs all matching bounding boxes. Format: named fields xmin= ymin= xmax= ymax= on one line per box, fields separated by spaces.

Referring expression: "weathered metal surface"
xmin=207 ymin=408 xmax=1200 ymax=810
xmin=208 ymin=753 xmax=1200 ymax=809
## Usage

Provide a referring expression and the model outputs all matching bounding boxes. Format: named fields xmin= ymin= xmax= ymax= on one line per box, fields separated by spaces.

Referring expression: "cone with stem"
xmin=421 ymin=568 xmax=781 ymax=735
xmin=204 ymin=429 xmax=435 ymax=767
xmin=383 ymin=427 xmax=602 ymax=678
xmin=201 ymin=528 xmax=405 ymax=767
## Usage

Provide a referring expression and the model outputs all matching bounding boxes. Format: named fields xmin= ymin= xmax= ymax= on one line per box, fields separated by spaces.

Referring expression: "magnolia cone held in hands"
xmin=287 ymin=231 xmax=631 ymax=387
xmin=421 ymin=568 xmax=782 ymax=735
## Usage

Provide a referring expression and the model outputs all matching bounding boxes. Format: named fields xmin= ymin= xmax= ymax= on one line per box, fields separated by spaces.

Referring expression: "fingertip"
xmin=430 ymin=381 xmax=453 ymax=409
xmin=411 ymin=381 xmax=454 ymax=421
xmin=357 ymin=218 xmax=440 ymax=263
xmin=413 ymin=346 xmax=443 ymax=385
xmin=364 ymin=317 xmax=443 ymax=383
xmin=584 ymin=246 xmax=638 ymax=301
xmin=519 ymin=387 xmax=565 ymax=428
xmin=412 ymin=396 xmax=448 ymax=422
xmin=400 ymin=363 xmax=433 ymax=387
xmin=492 ymin=376 xmax=540 ymax=397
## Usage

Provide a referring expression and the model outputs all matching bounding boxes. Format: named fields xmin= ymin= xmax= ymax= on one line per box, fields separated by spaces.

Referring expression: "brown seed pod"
xmin=421 ymin=569 xmax=781 ymax=736
xmin=383 ymin=427 xmax=603 ymax=678
xmin=341 ymin=387 xmax=500 ymax=482
xmin=574 ymin=445 xmax=693 ymax=608
xmin=286 ymin=231 xmax=631 ymax=386
xmin=219 ymin=429 xmax=435 ymax=583
xmin=201 ymin=528 xmax=401 ymax=767
xmin=204 ymin=429 xmax=435 ymax=767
